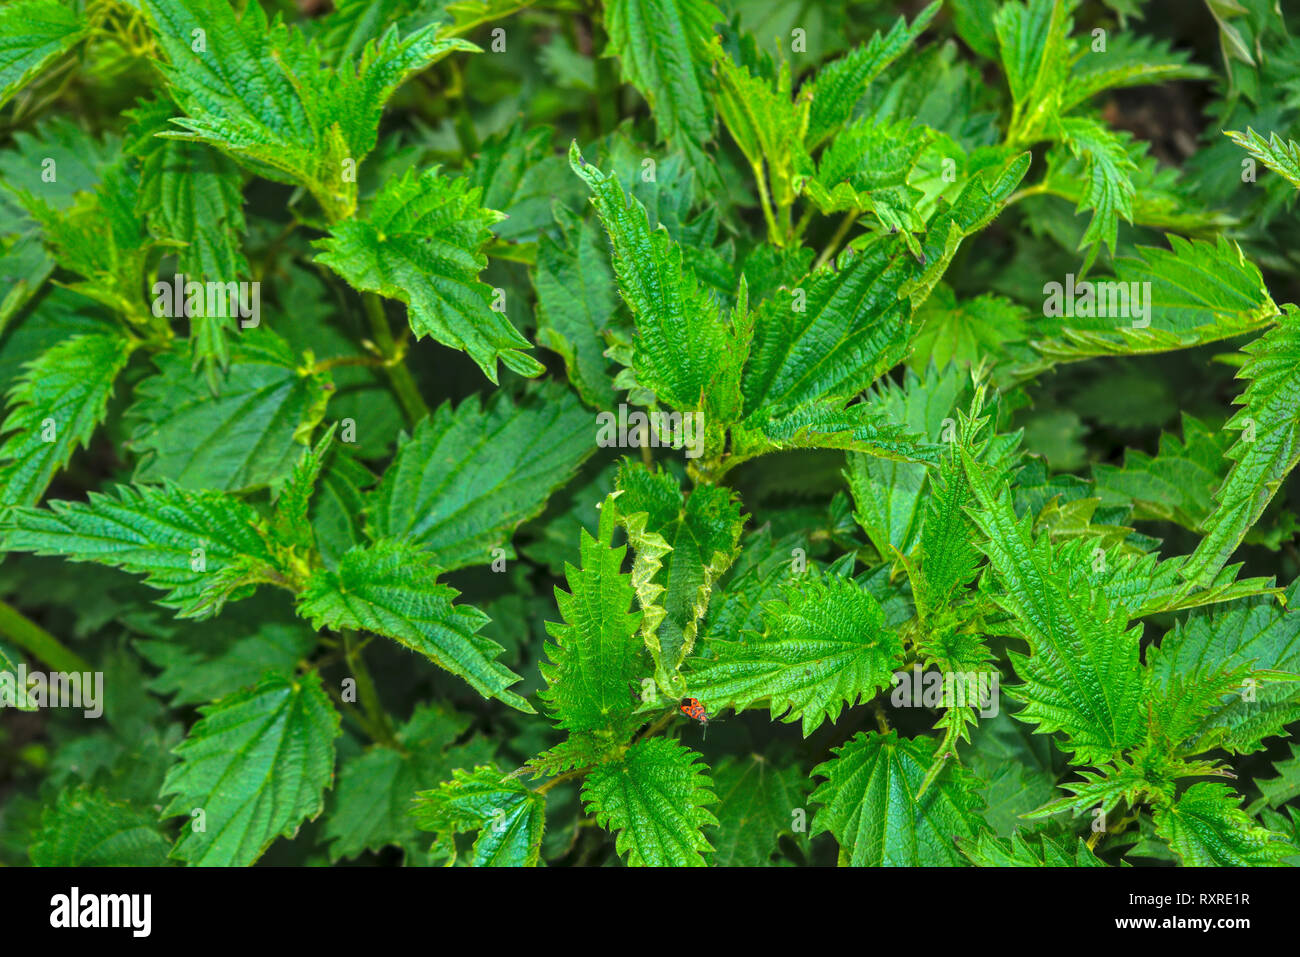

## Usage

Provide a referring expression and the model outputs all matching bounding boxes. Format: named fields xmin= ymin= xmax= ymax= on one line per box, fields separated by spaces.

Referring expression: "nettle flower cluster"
xmin=0 ymin=0 xmax=1299 ymax=867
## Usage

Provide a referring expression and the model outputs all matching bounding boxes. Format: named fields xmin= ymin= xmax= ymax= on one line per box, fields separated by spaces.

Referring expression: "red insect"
xmin=679 ymin=697 xmax=708 ymax=724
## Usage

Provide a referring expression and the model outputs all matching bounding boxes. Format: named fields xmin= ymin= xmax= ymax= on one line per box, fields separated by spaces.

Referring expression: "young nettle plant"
xmin=1 ymin=0 xmax=1299 ymax=868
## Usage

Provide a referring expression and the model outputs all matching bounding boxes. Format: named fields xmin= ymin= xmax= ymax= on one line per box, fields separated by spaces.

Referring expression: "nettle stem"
xmin=0 ymin=600 xmax=91 ymax=674
xmin=362 ymin=292 xmax=430 ymax=426
xmin=343 ymin=630 xmax=398 ymax=748
xmin=752 ymin=160 xmax=782 ymax=245
xmin=536 ymin=767 xmax=589 ymax=796
xmin=814 ymin=210 xmax=858 ymax=271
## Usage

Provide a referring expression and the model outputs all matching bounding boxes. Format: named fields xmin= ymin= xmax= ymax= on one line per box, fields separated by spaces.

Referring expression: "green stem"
xmin=0 ymin=600 xmax=91 ymax=674
xmin=813 ymin=210 xmax=858 ymax=271
xmin=323 ymin=674 xmax=386 ymax=744
xmin=792 ymin=203 xmax=816 ymax=241
xmin=363 ymin=293 xmax=429 ymax=426
xmin=635 ymin=707 xmax=678 ymax=743
xmin=1006 ymin=182 xmax=1049 ymax=206
xmin=343 ymin=630 xmax=398 ymax=748
xmin=312 ymin=354 xmax=387 ymax=374
xmin=752 ymin=160 xmax=782 ymax=245
xmin=536 ymin=767 xmax=589 ymax=796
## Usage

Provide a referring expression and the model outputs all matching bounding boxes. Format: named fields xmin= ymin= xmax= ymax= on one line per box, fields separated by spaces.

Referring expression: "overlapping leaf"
xmin=316 ymin=168 xmax=541 ymax=380
xmin=127 ymin=329 xmax=331 ymax=492
xmin=298 ymin=538 xmax=532 ymax=712
xmin=689 ymin=576 xmax=903 ymax=736
xmin=1181 ymin=307 xmax=1300 ymax=587
xmin=0 ymin=0 xmax=86 ymax=108
xmin=538 ymin=499 xmax=646 ymax=740
xmin=1 ymin=483 xmax=281 ymax=618
xmin=29 ymin=787 xmax=172 ymax=867
xmin=1153 ymin=783 xmax=1294 ymax=866
xmin=962 ymin=447 xmax=1147 ymax=765
xmin=581 ymin=736 xmax=717 ymax=866
xmin=810 ymin=731 xmax=988 ymax=866
xmin=0 ymin=331 xmax=134 ymax=508
xmin=367 ymin=384 xmax=591 ymax=569
xmin=603 ymin=0 xmax=722 ymax=189
xmin=141 ymin=0 xmax=475 ymax=220
xmin=412 ymin=764 xmax=545 ymax=866
xmin=160 ymin=672 xmax=340 ymax=866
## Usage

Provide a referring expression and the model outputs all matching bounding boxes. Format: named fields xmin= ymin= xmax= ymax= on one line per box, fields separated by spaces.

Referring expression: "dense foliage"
xmin=2 ymin=0 xmax=1300 ymax=868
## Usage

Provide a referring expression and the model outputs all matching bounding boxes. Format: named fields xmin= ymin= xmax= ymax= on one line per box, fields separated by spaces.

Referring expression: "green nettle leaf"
xmin=315 ymin=168 xmax=541 ymax=380
xmin=1027 ymin=236 xmax=1279 ymax=369
xmin=1181 ymin=308 xmax=1300 ymax=588
xmin=327 ymin=705 xmax=491 ymax=862
xmin=996 ymin=0 xmax=1070 ymax=144
xmin=965 ymin=711 xmax=1060 ymax=838
xmin=704 ymin=525 xmax=816 ymax=639
xmin=802 ymin=3 xmax=941 ymax=149
xmin=539 ymin=497 xmax=645 ymax=740
xmin=1 ymin=483 xmax=282 ymax=618
xmin=569 ymin=143 xmax=733 ymax=413
xmin=1153 ymin=783 xmax=1295 ymax=866
xmin=0 ymin=230 xmax=52 ymax=331
xmin=689 ymin=576 xmax=903 ymax=736
xmin=962 ymin=448 xmax=1146 ymax=765
xmin=412 ymin=764 xmax=546 ymax=867
xmin=801 ymin=118 xmax=932 ymax=239
xmin=271 ymin=426 xmax=337 ymax=554
xmin=140 ymin=0 xmax=475 ymax=221
xmin=1252 ymin=742 xmax=1300 ymax=812
xmin=0 ymin=331 xmax=135 ymax=508
xmin=0 ymin=0 xmax=87 ymax=108
xmin=910 ymin=406 xmax=1019 ymax=618
xmin=810 ymin=731 xmax=989 ymax=866
xmin=125 ymin=97 xmax=247 ymax=380
xmin=467 ymin=122 xmax=574 ymax=240
xmin=615 ymin=462 xmax=744 ymax=697
xmin=739 ymin=399 xmax=943 ymax=465
xmin=738 ymin=153 xmax=1029 ymax=444
xmin=602 ymin=0 xmax=722 ymax=189
xmin=1093 ymin=414 xmax=1232 ymax=529
xmin=310 ymin=446 xmax=377 ymax=569
xmin=1054 ymin=116 xmax=1137 ymax=256
xmin=0 ymin=116 xmax=119 ymax=208
xmin=739 ymin=238 xmax=912 ymax=422
xmin=534 ymin=204 xmax=619 ymax=408
xmin=581 ymin=736 xmax=718 ymax=866
xmin=1146 ymin=581 xmax=1300 ymax=755
xmin=527 ymin=733 xmax=612 ymax=779
xmin=15 ymin=158 xmax=152 ymax=320
xmin=126 ymin=96 xmax=248 ymax=280
xmin=367 ymin=384 xmax=592 ymax=569
xmin=161 ymin=672 xmax=341 ymax=866
xmin=137 ymin=619 xmax=317 ymax=708
xmin=297 ymin=537 xmax=533 ymax=712
xmin=1226 ymin=127 xmax=1300 ymax=190
xmin=845 ymin=363 xmax=972 ymax=563
xmin=127 ymin=329 xmax=331 ymax=492
xmin=1038 ymin=137 xmax=1227 ymax=243
xmin=1065 ymin=31 xmax=1211 ymax=110
xmin=711 ymin=50 xmax=814 ymax=230
xmin=318 ymin=0 xmax=442 ymax=62
xmin=1057 ymin=538 xmax=1275 ymax=619
xmin=29 ymin=787 xmax=172 ymax=866
xmin=709 ymin=753 xmax=809 ymax=866
xmin=959 ymin=830 xmax=1105 ymax=867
